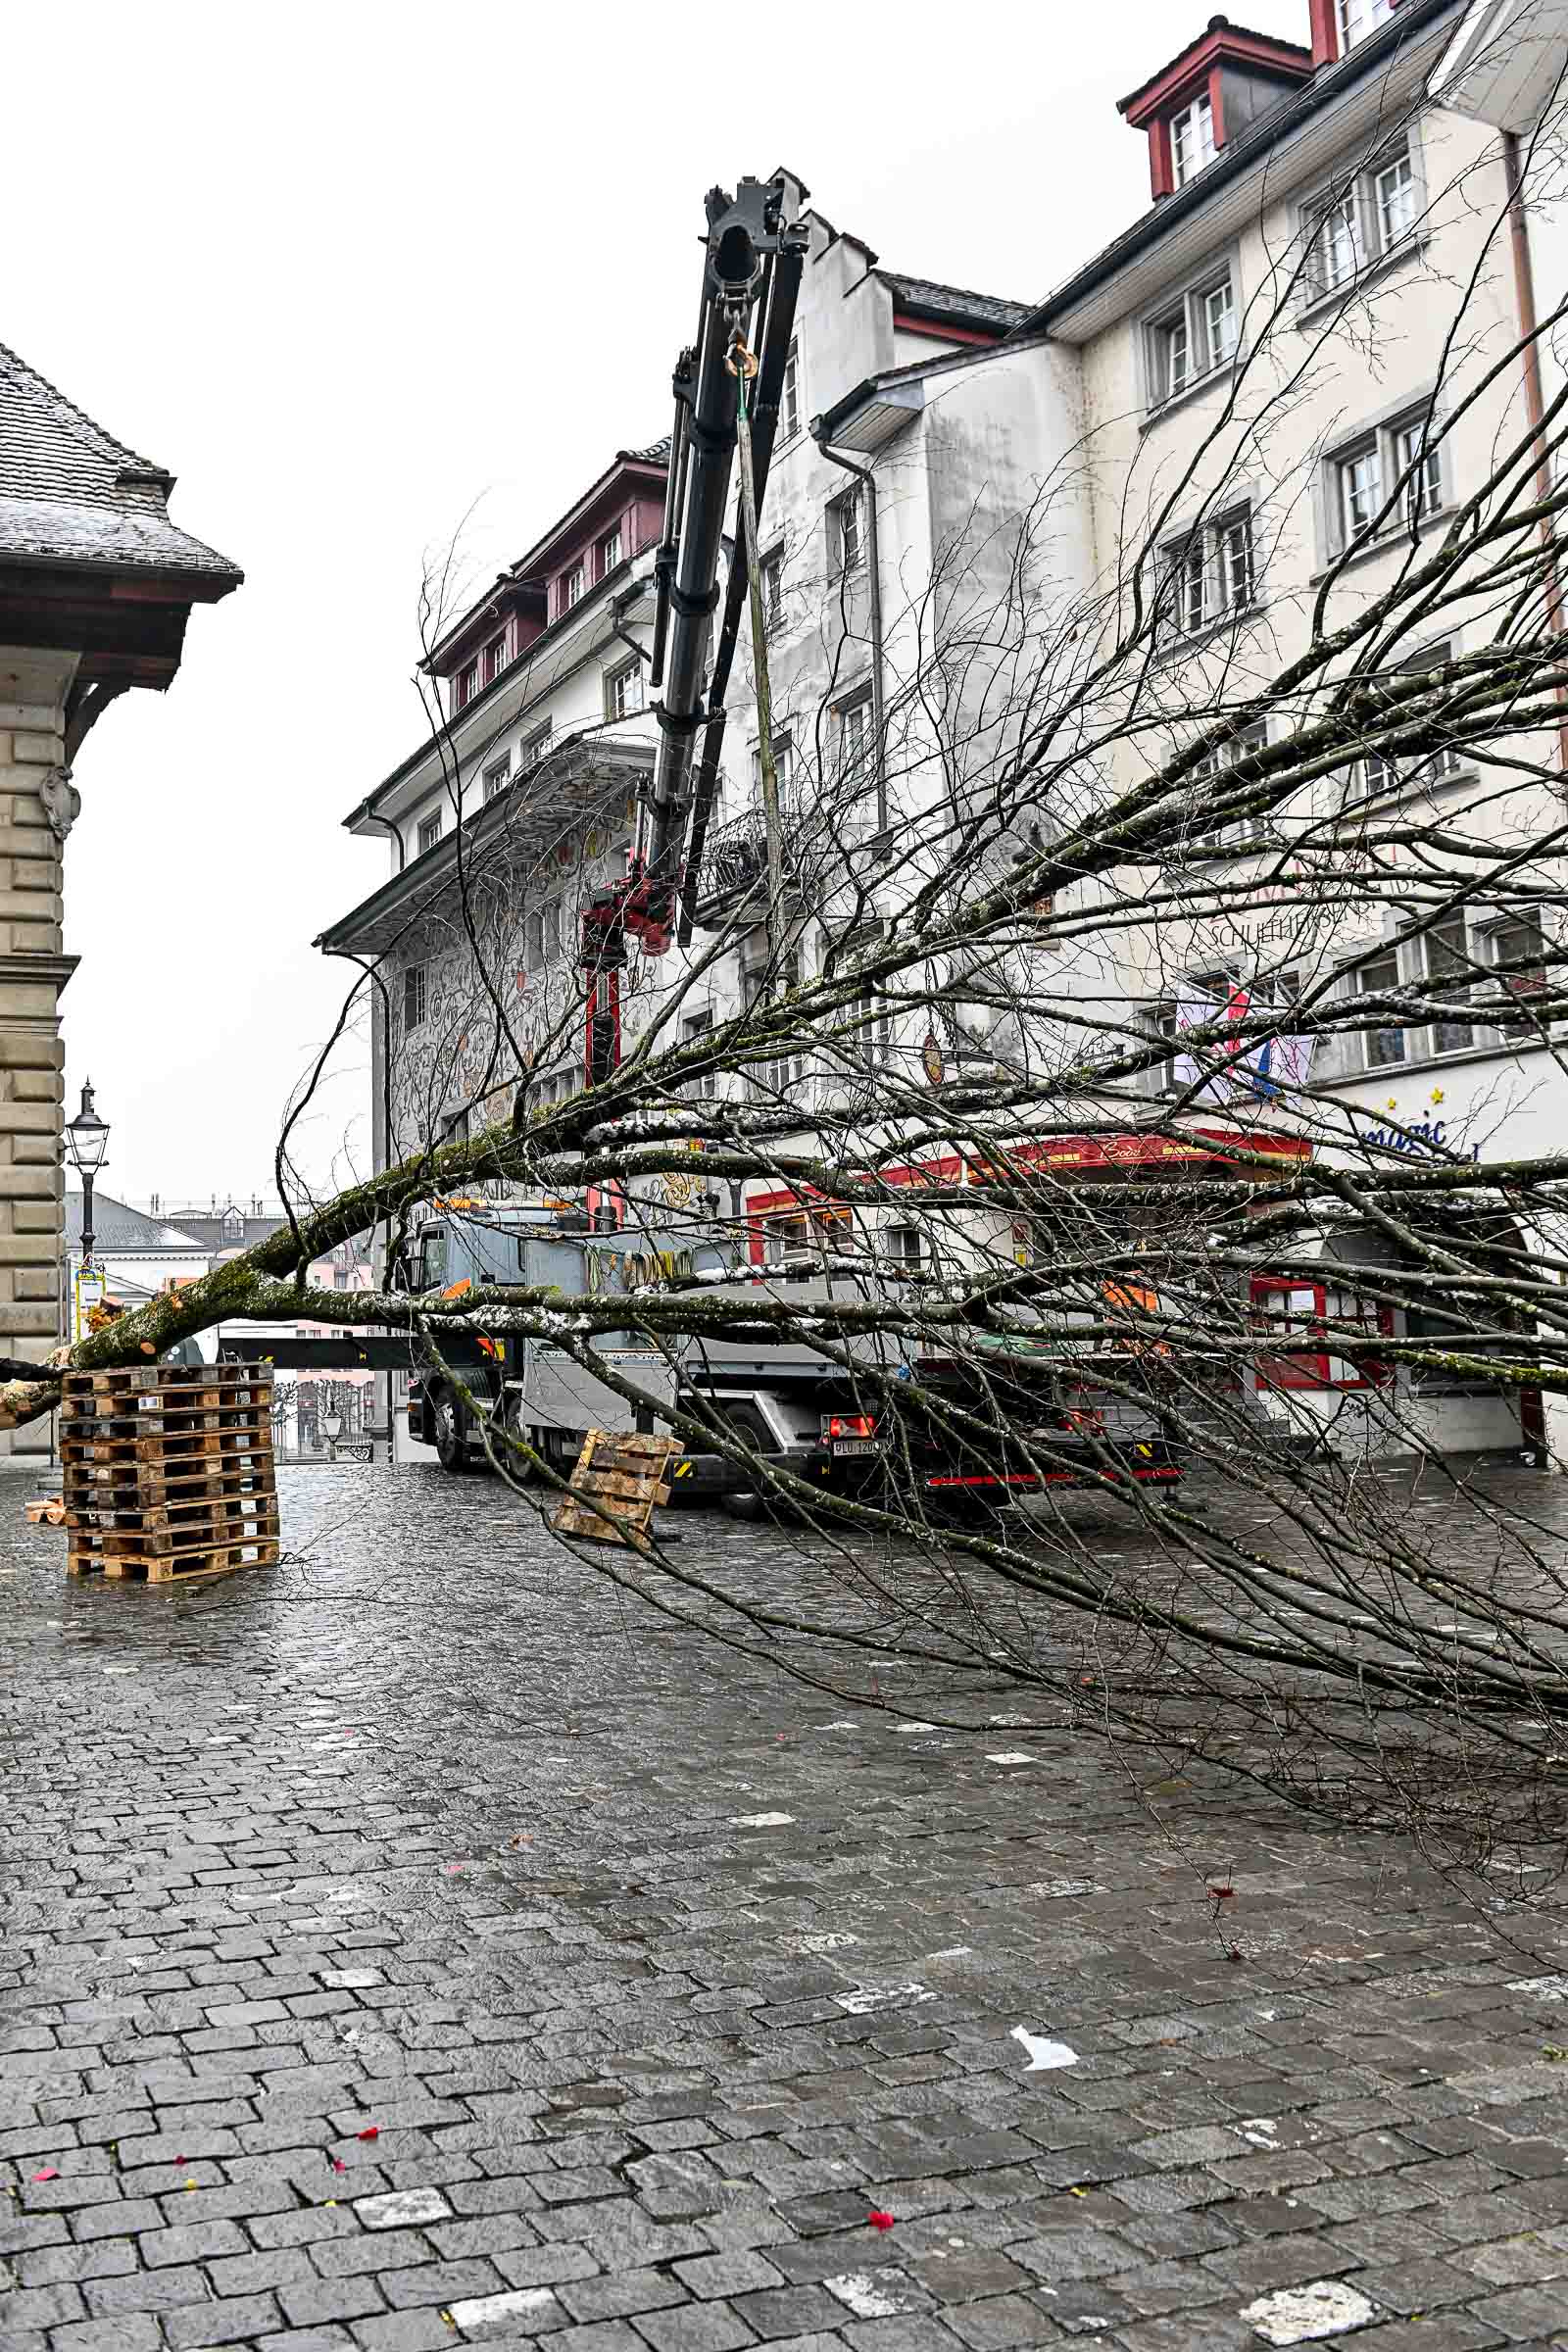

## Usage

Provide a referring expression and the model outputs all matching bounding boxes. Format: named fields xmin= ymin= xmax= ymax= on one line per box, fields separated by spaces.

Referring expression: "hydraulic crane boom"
xmin=578 ymin=173 xmax=808 ymax=1089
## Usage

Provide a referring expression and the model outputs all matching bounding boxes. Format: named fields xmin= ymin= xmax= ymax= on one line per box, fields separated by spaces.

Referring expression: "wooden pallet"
xmin=62 ymin=1366 xmax=271 ymax=1400
xmin=68 ymin=1537 xmax=281 ymax=1584
xmin=66 ymin=1493 xmax=280 ymax=1537
xmin=550 ymin=1430 xmax=682 ymax=1552
xmin=57 ymin=1365 xmax=278 ymax=1587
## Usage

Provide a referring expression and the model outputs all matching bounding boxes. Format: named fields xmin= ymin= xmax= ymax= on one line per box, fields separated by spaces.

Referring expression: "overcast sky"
xmin=16 ymin=0 xmax=1304 ymax=1211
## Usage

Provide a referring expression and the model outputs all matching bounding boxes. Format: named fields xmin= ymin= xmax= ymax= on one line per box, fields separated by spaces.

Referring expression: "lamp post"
xmin=65 ymin=1084 xmax=111 ymax=1314
xmin=323 ymin=1406 xmax=343 ymax=1463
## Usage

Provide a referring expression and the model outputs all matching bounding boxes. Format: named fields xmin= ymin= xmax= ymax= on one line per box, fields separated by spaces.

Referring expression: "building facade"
xmin=0 ymin=341 xmax=240 ymax=1446
xmin=323 ymin=0 xmax=1568 ymax=1462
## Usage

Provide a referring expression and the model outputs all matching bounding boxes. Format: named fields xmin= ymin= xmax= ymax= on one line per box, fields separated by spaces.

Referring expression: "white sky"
xmin=13 ymin=0 xmax=1303 ymax=1209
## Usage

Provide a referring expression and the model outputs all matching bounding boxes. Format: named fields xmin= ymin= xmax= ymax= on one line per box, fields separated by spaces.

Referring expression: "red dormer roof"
xmin=1118 ymin=13 xmax=1313 ymax=201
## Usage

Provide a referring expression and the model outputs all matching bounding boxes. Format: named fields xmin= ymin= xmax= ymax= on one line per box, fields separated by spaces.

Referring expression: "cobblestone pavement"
xmin=4 ymin=1462 xmax=1568 ymax=2352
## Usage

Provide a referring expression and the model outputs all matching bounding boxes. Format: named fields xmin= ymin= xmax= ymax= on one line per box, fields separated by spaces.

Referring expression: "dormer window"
xmin=599 ymin=525 xmax=623 ymax=577
xmin=1337 ymin=0 xmax=1396 ymax=52
xmin=459 ymin=659 xmax=479 ymax=708
xmin=564 ymin=562 xmax=586 ymax=610
xmin=1119 ymin=23 xmax=1310 ymax=203
xmin=485 ymin=633 xmax=507 ymax=682
xmin=1170 ymin=91 xmax=1214 ymax=187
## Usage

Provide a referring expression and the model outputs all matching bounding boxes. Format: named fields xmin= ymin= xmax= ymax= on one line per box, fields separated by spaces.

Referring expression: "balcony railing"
xmin=695 ymin=804 xmax=802 ymax=917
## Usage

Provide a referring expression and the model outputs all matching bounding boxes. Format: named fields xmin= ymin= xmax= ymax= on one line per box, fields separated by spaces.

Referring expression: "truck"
xmin=388 ymin=1196 xmax=1182 ymax=1509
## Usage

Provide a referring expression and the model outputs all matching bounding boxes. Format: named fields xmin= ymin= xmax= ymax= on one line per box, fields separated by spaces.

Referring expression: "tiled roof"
xmin=618 ymin=437 xmax=673 ymax=466
xmin=878 ymin=272 xmax=1030 ymax=331
xmin=0 ymin=339 xmax=241 ymax=581
xmin=64 ymin=1191 xmax=209 ymax=1253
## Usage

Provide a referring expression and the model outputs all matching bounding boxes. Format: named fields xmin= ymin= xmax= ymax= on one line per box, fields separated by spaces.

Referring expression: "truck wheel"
xmin=431 ymin=1386 xmax=470 ymax=1474
xmin=720 ymin=1491 xmax=765 ymax=1521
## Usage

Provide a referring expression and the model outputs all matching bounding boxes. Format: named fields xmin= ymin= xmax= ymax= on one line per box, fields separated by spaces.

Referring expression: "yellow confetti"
xmin=1431 ymin=1087 xmax=1445 ymax=1104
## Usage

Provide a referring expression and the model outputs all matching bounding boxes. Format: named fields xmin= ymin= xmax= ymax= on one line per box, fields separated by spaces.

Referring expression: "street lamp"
xmin=323 ymin=1407 xmax=343 ymax=1462
xmin=65 ymin=1082 xmax=110 ymax=1271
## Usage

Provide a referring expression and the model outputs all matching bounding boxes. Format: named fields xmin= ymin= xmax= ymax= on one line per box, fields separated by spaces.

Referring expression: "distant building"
xmin=0 ymin=338 xmax=240 ymax=1447
xmin=63 ymin=1192 xmax=210 ymax=1345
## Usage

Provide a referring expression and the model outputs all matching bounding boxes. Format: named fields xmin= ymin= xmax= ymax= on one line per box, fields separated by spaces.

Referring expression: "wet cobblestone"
xmin=2 ymin=1463 xmax=1568 ymax=2349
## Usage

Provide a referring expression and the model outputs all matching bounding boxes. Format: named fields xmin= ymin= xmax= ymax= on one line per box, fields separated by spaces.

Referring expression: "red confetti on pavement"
xmin=31 ymin=2169 xmax=58 ymax=2182
xmin=329 ymin=2157 xmax=348 ymax=2173
xmin=356 ymin=2127 xmax=379 ymax=2140
xmin=867 ymin=2209 xmax=895 ymax=2230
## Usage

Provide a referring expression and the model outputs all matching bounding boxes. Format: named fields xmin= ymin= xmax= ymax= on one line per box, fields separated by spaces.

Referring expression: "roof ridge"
xmin=877 ymin=269 xmax=1030 ymax=318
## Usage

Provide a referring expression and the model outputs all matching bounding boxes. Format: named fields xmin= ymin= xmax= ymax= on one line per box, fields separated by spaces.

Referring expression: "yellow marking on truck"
xmin=673 ymin=1458 xmax=694 ymax=1478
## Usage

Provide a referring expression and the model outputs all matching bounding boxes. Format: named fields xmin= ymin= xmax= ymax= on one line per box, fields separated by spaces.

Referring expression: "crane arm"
xmin=576 ymin=174 xmax=808 ymax=1096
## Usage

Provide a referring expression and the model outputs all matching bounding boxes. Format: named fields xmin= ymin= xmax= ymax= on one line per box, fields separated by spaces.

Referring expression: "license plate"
xmin=832 ymin=1438 xmax=883 ymax=1457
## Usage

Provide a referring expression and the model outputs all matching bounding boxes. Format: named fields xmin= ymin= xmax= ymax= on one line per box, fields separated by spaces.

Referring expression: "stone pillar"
xmin=0 ymin=648 xmax=78 ymax=1457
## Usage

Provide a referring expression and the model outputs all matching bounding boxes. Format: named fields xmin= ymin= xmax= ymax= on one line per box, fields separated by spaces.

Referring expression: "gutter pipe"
xmin=1502 ymin=126 xmax=1568 ymax=783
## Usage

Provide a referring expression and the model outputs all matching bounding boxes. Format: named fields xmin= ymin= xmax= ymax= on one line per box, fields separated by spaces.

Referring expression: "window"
xmin=1338 ymin=0 xmax=1396 ymax=53
xmin=1186 ymin=723 xmax=1271 ymax=852
xmin=521 ymin=721 xmax=553 ymax=770
xmin=1338 ymin=442 xmax=1383 ymax=543
xmin=599 ymin=525 xmax=623 ymax=577
xmin=1158 ymin=506 xmax=1256 ymax=640
xmin=1303 ymin=138 xmax=1418 ymax=302
xmin=1487 ymin=913 xmax=1550 ymax=1022
xmin=830 ymin=489 xmax=863 ymax=577
xmin=1394 ymin=417 xmax=1443 ymax=526
xmin=458 ymin=660 xmax=479 ymax=708
xmin=1148 ymin=268 xmax=1238 ymax=407
xmin=524 ymin=909 xmax=544 ymax=969
xmin=541 ymin=902 xmax=561 ymax=963
xmin=485 ymin=634 xmax=508 ymax=683
xmin=742 ymin=954 xmax=802 ymax=1098
xmin=484 ymin=758 xmax=510 ymax=804
xmin=403 ymin=963 xmax=428 ymax=1033
xmin=1170 ymin=90 xmax=1215 ymax=188
xmin=416 ymin=811 xmax=443 ymax=857
xmin=1346 ymin=642 xmax=1464 ymax=804
xmin=885 ymin=1223 xmax=924 ymax=1270
xmin=1330 ymin=408 xmax=1446 ymax=561
xmin=1355 ymin=920 xmax=1483 ymax=1070
xmin=751 ymin=731 xmax=796 ymax=801
xmin=1376 ymin=148 xmax=1415 ymax=248
xmin=1353 ymin=950 xmax=1400 ymax=1072
xmin=761 ymin=548 xmax=785 ymax=634
xmin=564 ymin=561 xmax=586 ymax=610
xmin=607 ymin=658 xmax=645 ymax=720
xmin=416 ymin=1228 xmax=447 ymax=1291
xmin=221 ymin=1206 xmax=244 ymax=1241
xmin=781 ymin=340 xmax=802 ymax=443
xmin=682 ymin=1007 xmax=717 ymax=1099
xmin=440 ymin=1106 xmax=470 ymax=1145
xmin=837 ymin=696 xmax=872 ymax=786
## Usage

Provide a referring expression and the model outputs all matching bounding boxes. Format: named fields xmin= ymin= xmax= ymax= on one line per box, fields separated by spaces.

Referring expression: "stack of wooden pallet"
xmin=550 ymin=1429 xmax=682 ymax=1552
xmin=61 ymin=1365 xmax=279 ymax=1584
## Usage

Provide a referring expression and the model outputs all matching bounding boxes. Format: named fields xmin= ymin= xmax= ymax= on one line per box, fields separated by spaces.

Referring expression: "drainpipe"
xmin=810 ymin=423 xmax=888 ymax=832
xmin=1502 ymin=127 xmax=1568 ymax=782
xmin=368 ymin=808 xmax=406 ymax=872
